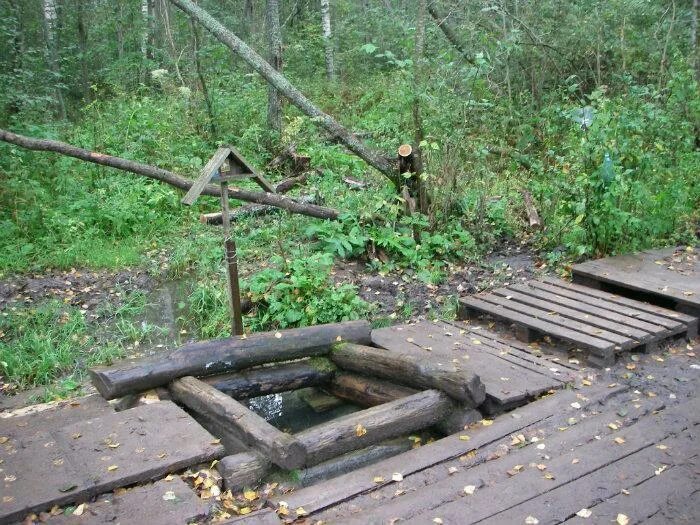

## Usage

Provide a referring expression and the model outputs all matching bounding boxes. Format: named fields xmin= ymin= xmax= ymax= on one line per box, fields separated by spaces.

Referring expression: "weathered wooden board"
xmin=572 ymin=247 xmax=700 ymax=316
xmin=217 ymin=508 xmax=281 ymax=524
xmin=0 ymin=401 xmax=224 ymax=524
xmin=271 ymin=388 xmax=607 ymax=515
xmin=42 ymin=477 xmax=209 ymax=525
xmin=371 ymin=320 xmax=568 ymax=414
xmin=404 ymin=397 xmax=700 ymax=524
xmin=458 ymin=277 xmax=696 ymax=367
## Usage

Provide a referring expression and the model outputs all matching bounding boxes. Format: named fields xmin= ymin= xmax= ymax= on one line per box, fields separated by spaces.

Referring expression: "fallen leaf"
xmin=536 ymin=443 xmax=546 ymax=450
xmin=576 ymin=508 xmax=592 ymax=518
xmin=296 ymin=507 xmax=307 ymax=516
xmin=464 ymin=485 xmax=476 ymax=495
xmin=447 ymin=467 xmax=458 ymax=475
xmin=581 ymin=379 xmax=592 ymax=386
xmin=536 ymin=464 xmax=547 ymax=471
xmin=392 ymin=472 xmax=404 ymax=482
xmin=0 ymin=437 xmax=8 ymax=444
xmin=525 ymin=516 xmax=539 ymax=524
xmin=162 ymin=491 xmax=177 ymax=501
xmin=107 ymin=442 xmax=120 ymax=449
xmin=107 ymin=465 xmax=119 ymax=471
xmin=459 ymin=435 xmax=470 ymax=441
xmin=608 ymin=423 xmax=619 ymax=430
xmin=481 ymin=419 xmax=494 ymax=426
xmin=243 ymin=490 xmax=257 ymax=501
xmin=614 ymin=437 xmax=626 ymax=445
xmin=355 ymin=424 xmax=367 ymax=437
xmin=471 ymin=339 xmax=482 ymax=345
xmin=373 ymin=476 xmax=385 ymax=483
xmin=274 ymin=332 xmax=282 ymax=339
xmin=543 ymin=472 xmax=555 ymax=480
xmin=433 ymin=519 xmax=443 ymax=524
xmin=656 ymin=444 xmax=668 ymax=450
xmin=616 ymin=513 xmax=629 ymax=525
xmin=239 ymin=507 xmax=251 ymax=515
xmin=572 ymin=458 xmax=580 ymax=464
xmin=71 ymin=433 xmax=81 ymax=439
xmin=654 ymin=465 xmax=667 ymax=476
xmin=570 ymin=402 xmax=581 ymax=409
xmin=73 ymin=503 xmax=86 ymax=516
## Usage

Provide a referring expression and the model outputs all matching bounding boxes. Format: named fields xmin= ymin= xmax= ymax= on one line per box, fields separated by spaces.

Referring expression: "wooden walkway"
xmin=459 ymin=276 xmax=697 ymax=367
xmin=572 ymin=246 xmax=700 ymax=316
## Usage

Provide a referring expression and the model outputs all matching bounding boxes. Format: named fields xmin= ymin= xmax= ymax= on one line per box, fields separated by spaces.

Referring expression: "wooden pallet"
xmin=458 ymin=277 xmax=697 ymax=367
xmin=371 ymin=320 xmax=572 ymax=414
xmin=572 ymin=247 xmax=700 ymax=317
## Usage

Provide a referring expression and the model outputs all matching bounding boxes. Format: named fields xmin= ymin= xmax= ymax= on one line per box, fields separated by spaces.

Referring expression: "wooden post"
xmin=219 ymin=180 xmax=244 ymax=335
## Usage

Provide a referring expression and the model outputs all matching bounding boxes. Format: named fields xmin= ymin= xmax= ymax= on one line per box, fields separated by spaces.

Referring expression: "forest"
xmin=0 ymin=0 xmax=698 ymax=400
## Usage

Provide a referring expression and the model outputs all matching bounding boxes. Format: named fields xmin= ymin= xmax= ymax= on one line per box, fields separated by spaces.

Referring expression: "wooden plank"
xmin=170 ymin=377 xmax=306 ymax=469
xmin=482 ymin=432 xmax=699 ymax=525
xmin=405 ymin=398 xmax=700 ymax=524
xmin=218 ymin=509 xmax=281 ymax=524
xmin=227 ymin=145 xmax=276 ymax=193
xmin=459 ymin=296 xmax=616 ymax=355
xmin=476 ymin=292 xmax=632 ymax=346
xmin=295 ymin=390 xmax=453 ymax=465
xmin=90 ymin=321 xmax=371 ymax=399
xmin=181 ymin=147 xmax=231 ymax=205
xmin=0 ymin=402 xmax=224 ymax=524
xmin=496 ymin=286 xmax=658 ymax=340
xmin=331 ymin=343 xmax=486 ymax=405
xmin=384 ymin=322 xmax=562 ymax=413
xmin=532 ymin=279 xmax=686 ymax=331
xmin=45 ymin=477 xmax=209 ymax=525
xmin=271 ymin=389 xmax=605 ymax=515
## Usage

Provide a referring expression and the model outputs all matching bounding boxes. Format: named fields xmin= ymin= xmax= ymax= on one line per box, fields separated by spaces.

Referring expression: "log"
xmin=201 ymin=358 xmax=336 ymax=399
xmin=326 ymin=373 xmax=418 ymax=407
xmin=273 ymin=173 xmax=307 ymax=193
xmin=217 ymin=452 xmax=271 ymax=490
xmin=0 ymin=128 xmax=340 ymax=221
xmin=168 ymin=0 xmax=397 ymax=180
xmin=190 ymin=410 xmax=249 ymax=454
xmin=331 ymin=343 xmax=486 ymax=406
xmin=295 ymin=389 xmax=452 ymax=464
xmin=200 ymin=194 xmax=316 ymax=225
xmin=521 ymin=189 xmax=542 ymax=229
xmin=436 ymin=406 xmax=482 ymax=435
xmin=296 ymin=437 xmax=414 ymax=487
xmin=89 ymin=320 xmax=371 ymax=399
xmin=170 ymin=376 xmax=307 ymax=469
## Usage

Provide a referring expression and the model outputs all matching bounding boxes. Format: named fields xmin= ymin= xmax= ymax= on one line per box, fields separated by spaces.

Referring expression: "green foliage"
xmin=246 ymin=252 xmax=370 ymax=331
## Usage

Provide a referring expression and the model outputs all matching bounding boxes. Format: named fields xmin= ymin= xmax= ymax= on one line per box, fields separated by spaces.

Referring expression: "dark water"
xmin=246 ymin=389 xmax=360 ymax=433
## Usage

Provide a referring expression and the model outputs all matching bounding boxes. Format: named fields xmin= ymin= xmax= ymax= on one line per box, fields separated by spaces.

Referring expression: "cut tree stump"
xmin=0 ymin=402 xmax=224 ymax=524
xmin=170 ymin=376 xmax=306 ymax=469
xmin=295 ymin=389 xmax=452 ymax=465
xmin=201 ymin=358 xmax=336 ymax=399
xmin=89 ymin=321 xmax=371 ymax=399
xmin=331 ymin=343 xmax=486 ymax=406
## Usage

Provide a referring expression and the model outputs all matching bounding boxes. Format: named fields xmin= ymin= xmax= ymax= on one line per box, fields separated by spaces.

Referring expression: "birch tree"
xmin=320 ymin=0 xmax=335 ymax=81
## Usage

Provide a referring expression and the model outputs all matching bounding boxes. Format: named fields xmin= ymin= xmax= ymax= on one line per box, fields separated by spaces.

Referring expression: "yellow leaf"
xmin=576 ymin=508 xmax=592 ymax=518
xmin=243 ymin=490 xmax=257 ymax=501
xmin=296 ymin=507 xmax=307 ymax=516
xmin=581 ymin=379 xmax=592 ymax=386
xmin=459 ymin=435 xmax=470 ymax=441
xmin=471 ymin=339 xmax=482 ymax=345
xmin=108 ymin=442 xmax=120 ymax=448
xmin=480 ymin=419 xmax=493 ymax=426
xmin=210 ymin=439 xmax=221 ymax=445
xmin=107 ymin=465 xmax=119 ymax=471
xmin=608 ymin=423 xmax=619 ymax=430
xmin=73 ymin=503 xmax=86 ymax=516
xmin=463 ymin=485 xmax=476 ymax=495
xmin=572 ymin=458 xmax=580 ymax=464
xmin=543 ymin=472 xmax=555 ymax=480
xmin=614 ymin=437 xmax=626 ymax=445
xmin=239 ymin=507 xmax=251 ymax=515
xmin=616 ymin=513 xmax=629 ymax=525
xmin=0 ymin=437 xmax=8 ymax=444
xmin=373 ymin=476 xmax=385 ymax=483
xmin=656 ymin=444 xmax=668 ymax=450
xmin=355 ymin=424 xmax=367 ymax=437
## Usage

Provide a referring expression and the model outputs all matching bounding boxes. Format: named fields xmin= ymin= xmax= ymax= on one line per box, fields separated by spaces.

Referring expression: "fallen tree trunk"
xmin=331 ymin=343 xmax=486 ymax=406
xmin=200 ymin=194 xmax=317 ymax=225
xmin=89 ymin=320 xmax=371 ymax=399
xmin=521 ymin=189 xmax=542 ymax=230
xmin=428 ymin=2 xmax=476 ymax=65
xmin=296 ymin=389 xmax=452 ymax=465
xmin=168 ymin=0 xmax=396 ymax=180
xmin=0 ymin=128 xmax=340 ymax=221
xmin=201 ymin=358 xmax=336 ymax=399
xmin=170 ymin=376 xmax=306 ymax=469
xmin=326 ymin=373 xmax=418 ymax=407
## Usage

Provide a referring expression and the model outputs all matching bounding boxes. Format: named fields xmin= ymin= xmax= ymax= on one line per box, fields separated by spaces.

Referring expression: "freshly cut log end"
xmin=89 ymin=320 xmax=370 ymax=399
xmin=331 ymin=343 xmax=486 ymax=407
xmin=398 ymin=143 xmax=413 ymax=157
xmin=170 ymin=376 xmax=307 ymax=470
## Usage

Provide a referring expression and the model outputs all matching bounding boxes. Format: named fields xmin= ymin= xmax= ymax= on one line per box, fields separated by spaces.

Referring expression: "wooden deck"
xmin=572 ymin=246 xmax=700 ymax=316
xmin=458 ymin=276 xmax=697 ymax=367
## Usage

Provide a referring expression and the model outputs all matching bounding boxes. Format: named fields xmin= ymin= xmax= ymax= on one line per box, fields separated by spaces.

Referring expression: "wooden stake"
xmin=220 ymin=181 xmax=244 ymax=335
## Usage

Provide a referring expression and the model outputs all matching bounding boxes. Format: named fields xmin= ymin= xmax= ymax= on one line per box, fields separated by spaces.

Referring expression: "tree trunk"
xmin=201 ymin=358 xmax=336 ymax=398
xmin=5 ymin=0 xmax=23 ymax=115
xmin=167 ymin=0 xmax=396 ymax=180
xmin=76 ymin=1 xmax=90 ymax=101
xmin=141 ymin=0 xmax=149 ymax=82
xmin=428 ymin=1 xmax=475 ymax=65
xmin=295 ymin=389 xmax=452 ymax=465
xmin=411 ymin=0 xmax=428 ymax=214
xmin=0 ymin=129 xmax=341 ymax=221
xmin=190 ymin=17 xmax=217 ymax=135
xmin=326 ymin=373 xmax=418 ymax=407
xmin=331 ymin=343 xmax=486 ymax=406
xmin=170 ymin=376 xmax=307 ymax=469
xmin=266 ymin=0 xmax=283 ymax=136
xmin=115 ymin=1 xmax=125 ymax=60
xmin=320 ymin=0 xmax=335 ymax=81
xmin=42 ymin=0 xmax=66 ymax=119
xmin=88 ymin=321 xmax=371 ymax=399
xmin=693 ymin=0 xmax=699 ymax=82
